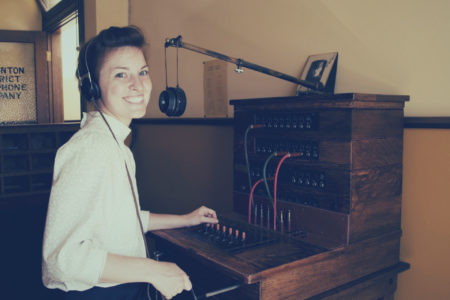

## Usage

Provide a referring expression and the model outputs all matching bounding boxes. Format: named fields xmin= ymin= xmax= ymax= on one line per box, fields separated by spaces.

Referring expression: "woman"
xmin=42 ymin=26 xmax=218 ymax=300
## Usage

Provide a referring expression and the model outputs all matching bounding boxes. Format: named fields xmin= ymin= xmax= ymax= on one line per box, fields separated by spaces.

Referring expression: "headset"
xmin=77 ymin=39 xmax=102 ymax=102
xmin=158 ymin=42 xmax=186 ymax=117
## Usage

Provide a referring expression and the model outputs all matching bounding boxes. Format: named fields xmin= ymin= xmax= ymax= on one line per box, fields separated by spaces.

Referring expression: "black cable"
xmin=164 ymin=46 xmax=168 ymax=89
xmin=176 ymin=43 xmax=180 ymax=88
xmin=191 ymin=288 xmax=198 ymax=300
xmin=93 ymin=102 xmax=152 ymax=300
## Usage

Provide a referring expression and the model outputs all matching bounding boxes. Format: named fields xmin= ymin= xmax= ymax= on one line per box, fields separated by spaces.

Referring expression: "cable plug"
xmin=250 ymin=124 xmax=265 ymax=129
xmin=287 ymin=152 xmax=303 ymax=158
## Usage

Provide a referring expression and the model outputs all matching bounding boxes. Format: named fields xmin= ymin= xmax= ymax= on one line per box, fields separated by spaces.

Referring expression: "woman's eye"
xmin=115 ymin=72 xmax=127 ymax=78
xmin=139 ymin=70 xmax=149 ymax=76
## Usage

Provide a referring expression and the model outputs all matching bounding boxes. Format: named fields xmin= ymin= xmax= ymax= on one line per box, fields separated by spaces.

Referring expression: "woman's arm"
xmin=99 ymin=253 xmax=191 ymax=299
xmin=147 ymin=206 xmax=218 ymax=231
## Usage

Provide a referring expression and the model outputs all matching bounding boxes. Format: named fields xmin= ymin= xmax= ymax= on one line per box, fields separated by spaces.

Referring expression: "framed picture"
xmin=296 ymin=52 xmax=338 ymax=95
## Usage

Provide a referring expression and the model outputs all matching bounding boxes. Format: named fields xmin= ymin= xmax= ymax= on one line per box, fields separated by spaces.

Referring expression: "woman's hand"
xmin=147 ymin=206 xmax=219 ymax=231
xmin=148 ymin=261 xmax=192 ymax=299
xmin=186 ymin=206 xmax=219 ymax=227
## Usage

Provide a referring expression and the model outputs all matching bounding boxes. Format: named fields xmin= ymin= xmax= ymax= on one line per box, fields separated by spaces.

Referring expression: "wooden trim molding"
xmin=132 ymin=118 xmax=234 ymax=126
xmin=404 ymin=117 xmax=450 ymax=129
xmin=134 ymin=117 xmax=450 ymax=129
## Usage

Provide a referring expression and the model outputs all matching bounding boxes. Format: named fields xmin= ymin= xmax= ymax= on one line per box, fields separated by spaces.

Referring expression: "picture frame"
xmin=296 ymin=52 xmax=338 ymax=95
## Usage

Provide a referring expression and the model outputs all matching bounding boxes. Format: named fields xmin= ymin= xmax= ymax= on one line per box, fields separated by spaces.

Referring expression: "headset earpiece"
xmin=158 ymin=86 xmax=186 ymax=117
xmin=172 ymin=87 xmax=186 ymax=116
xmin=79 ymin=73 xmax=101 ymax=101
xmin=77 ymin=39 xmax=101 ymax=101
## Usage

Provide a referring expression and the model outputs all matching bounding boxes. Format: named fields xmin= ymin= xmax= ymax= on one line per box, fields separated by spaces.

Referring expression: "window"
xmin=38 ymin=0 xmax=84 ymax=122
xmin=60 ymin=18 xmax=80 ymax=121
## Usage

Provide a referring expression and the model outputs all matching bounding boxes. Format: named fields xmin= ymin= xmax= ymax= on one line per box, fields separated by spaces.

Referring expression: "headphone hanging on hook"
xmin=159 ymin=40 xmax=187 ymax=117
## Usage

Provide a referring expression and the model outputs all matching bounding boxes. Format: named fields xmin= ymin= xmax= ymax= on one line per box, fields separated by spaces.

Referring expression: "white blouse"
xmin=42 ymin=111 xmax=149 ymax=291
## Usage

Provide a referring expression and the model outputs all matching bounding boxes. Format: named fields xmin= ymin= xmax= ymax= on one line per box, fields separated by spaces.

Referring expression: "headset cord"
xmin=164 ymin=43 xmax=181 ymax=89
xmin=96 ymin=105 xmax=200 ymax=300
xmin=176 ymin=43 xmax=180 ymax=88
xmin=96 ymin=103 xmax=199 ymax=299
xmin=191 ymin=288 xmax=198 ymax=300
xmin=94 ymin=103 xmax=152 ymax=300
xmin=164 ymin=46 xmax=168 ymax=89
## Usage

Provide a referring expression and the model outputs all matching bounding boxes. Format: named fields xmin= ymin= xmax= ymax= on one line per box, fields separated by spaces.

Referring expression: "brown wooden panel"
xmin=259 ymin=233 xmax=400 ymax=299
xmin=351 ymin=136 xmax=403 ymax=169
xmin=151 ymin=212 xmax=331 ymax=284
xmin=236 ymin=135 xmax=403 ymax=171
xmin=306 ymin=263 xmax=408 ymax=300
xmin=351 ymin=109 xmax=404 ymax=139
xmin=349 ymin=195 xmax=402 ymax=244
xmin=230 ymin=93 xmax=409 ymax=111
xmin=0 ymin=123 xmax=79 ymax=208
xmin=351 ymin=165 xmax=403 ymax=201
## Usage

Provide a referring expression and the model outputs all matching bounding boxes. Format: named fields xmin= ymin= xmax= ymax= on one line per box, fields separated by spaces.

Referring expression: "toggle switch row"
xmin=199 ymin=223 xmax=247 ymax=246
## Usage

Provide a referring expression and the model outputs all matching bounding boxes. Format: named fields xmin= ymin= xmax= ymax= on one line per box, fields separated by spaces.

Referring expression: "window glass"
xmin=60 ymin=17 xmax=80 ymax=121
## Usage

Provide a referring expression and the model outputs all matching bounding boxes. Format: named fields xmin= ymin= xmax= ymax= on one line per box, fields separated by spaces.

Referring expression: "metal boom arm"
xmin=164 ymin=35 xmax=321 ymax=91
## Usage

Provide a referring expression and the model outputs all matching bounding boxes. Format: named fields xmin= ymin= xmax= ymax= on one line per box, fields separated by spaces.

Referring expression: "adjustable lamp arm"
xmin=164 ymin=35 xmax=322 ymax=91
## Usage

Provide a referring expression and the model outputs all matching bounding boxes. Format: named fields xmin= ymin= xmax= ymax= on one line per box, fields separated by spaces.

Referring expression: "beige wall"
xmin=0 ymin=0 xmax=41 ymax=31
xmin=84 ymin=0 xmax=129 ymax=39
xmin=131 ymin=0 xmax=450 ymax=118
xmin=397 ymin=128 xmax=450 ymax=300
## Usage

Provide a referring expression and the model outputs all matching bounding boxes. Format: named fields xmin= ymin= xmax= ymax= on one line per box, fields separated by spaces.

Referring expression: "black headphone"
xmin=158 ymin=86 xmax=186 ymax=117
xmin=77 ymin=39 xmax=101 ymax=102
xmin=158 ymin=42 xmax=186 ymax=117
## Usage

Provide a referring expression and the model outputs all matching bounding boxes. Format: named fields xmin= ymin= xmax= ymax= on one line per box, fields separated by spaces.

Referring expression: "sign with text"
xmin=0 ymin=42 xmax=37 ymax=124
xmin=203 ymin=59 xmax=228 ymax=118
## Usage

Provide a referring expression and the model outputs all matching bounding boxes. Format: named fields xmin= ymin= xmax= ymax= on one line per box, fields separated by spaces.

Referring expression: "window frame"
xmin=39 ymin=0 xmax=84 ymax=122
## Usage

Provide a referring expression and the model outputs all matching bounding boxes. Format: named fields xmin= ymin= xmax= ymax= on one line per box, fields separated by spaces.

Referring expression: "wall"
xmin=133 ymin=122 xmax=234 ymax=215
xmin=83 ymin=0 xmax=129 ymax=39
xmin=398 ymin=129 xmax=450 ymax=300
xmin=0 ymin=0 xmax=41 ymax=31
xmin=131 ymin=0 xmax=450 ymax=118
xmin=130 ymin=1 xmax=450 ymax=299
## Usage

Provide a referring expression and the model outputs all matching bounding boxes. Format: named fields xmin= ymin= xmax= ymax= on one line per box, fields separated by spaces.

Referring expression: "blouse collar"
xmin=81 ymin=111 xmax=131 ymax=143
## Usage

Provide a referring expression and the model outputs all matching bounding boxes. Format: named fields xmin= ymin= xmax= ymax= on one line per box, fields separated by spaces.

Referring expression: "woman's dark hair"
xmin=76 ymin=25 xmax=147 ymax=100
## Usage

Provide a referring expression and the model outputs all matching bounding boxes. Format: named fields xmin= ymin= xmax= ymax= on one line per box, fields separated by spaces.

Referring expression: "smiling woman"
xmin=42 ymin=26 xmax=218 ymax=300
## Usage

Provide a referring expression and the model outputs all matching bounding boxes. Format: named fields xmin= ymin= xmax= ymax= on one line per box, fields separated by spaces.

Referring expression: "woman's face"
xmin=98 ymin=46 xmax=151 ymax=126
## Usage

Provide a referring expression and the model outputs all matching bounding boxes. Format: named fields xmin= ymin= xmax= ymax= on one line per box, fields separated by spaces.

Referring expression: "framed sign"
xmin=0 ymin=30 xmax=49 ymax=125
xmin=297 ymin=52 xmax=338 ymax=95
